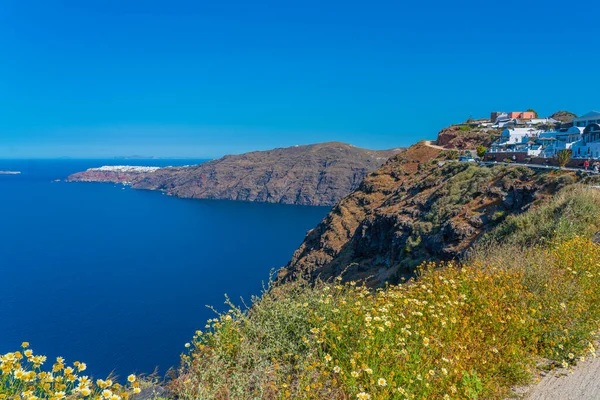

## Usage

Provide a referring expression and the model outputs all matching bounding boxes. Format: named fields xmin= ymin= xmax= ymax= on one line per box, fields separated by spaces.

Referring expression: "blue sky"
xmin=0 ymin=0 xmax=598 ymax=158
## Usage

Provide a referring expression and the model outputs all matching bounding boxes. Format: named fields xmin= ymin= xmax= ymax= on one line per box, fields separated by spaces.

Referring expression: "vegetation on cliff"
xmin=170 ymin=184 xmax=600 ymax=399
xmin=282 ymin=139 xmax=600 ymax=286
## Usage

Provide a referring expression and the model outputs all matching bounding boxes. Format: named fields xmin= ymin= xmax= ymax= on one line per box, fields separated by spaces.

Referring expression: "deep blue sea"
xmin=0 ymin=159 xmax=330 ymax=379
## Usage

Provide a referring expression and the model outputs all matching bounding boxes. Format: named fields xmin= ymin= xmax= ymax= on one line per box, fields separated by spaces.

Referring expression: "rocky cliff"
xmin=281 ymin=138 xmax=583 ymax=286
xmin=68 ymin=142 xmax=402 ymax=206
xmin=435 ymin=126 xmax=500 ymax=149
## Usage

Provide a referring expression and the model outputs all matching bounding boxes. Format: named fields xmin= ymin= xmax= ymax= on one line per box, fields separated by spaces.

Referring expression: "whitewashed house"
xmin=491 ymin=113 xmax=519 ymax=128
xmin=538 ymin=127 xmax=585 ymax=157
xmin=573 ymin=111 xmax=600 ymax=128
xmin=527 ymin=117 xmax=558 ymax=125
xmin=537 ymin=111 xmax=600 ymax=159
xmin=489 ymin=127 xmax=543 ymax=155
xmin=572 ymin=123 xmax=600 ymax=159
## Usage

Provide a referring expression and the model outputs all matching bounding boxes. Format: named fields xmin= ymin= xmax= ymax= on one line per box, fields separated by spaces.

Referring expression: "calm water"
xmin=0 ymin=159 xmax=329 ymax=378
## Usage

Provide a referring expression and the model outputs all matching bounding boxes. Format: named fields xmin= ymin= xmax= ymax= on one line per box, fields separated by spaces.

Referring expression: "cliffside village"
xmin=476 ymin=110 xmax=600 ymax=166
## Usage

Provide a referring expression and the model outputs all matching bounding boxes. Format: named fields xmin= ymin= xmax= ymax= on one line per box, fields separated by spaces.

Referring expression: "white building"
xmin=573 ymin=111 xmax=600 ymax=128
xmin=539 ymin=127 xmax=584 ymax=157
xmin=489 ymin=127 xmax=543 ymax=155
xmin=492 ymin=113 xmax=519 ymax=128
xmin=487 ymin=110 xmax=600 ymax=161
xmin=572 ymin=123 xmax=600 ymax=159
xmin=527 ymin=118 xmax=558 ymax=125
xmin=538 ymin=111 xmax=600 ymax=159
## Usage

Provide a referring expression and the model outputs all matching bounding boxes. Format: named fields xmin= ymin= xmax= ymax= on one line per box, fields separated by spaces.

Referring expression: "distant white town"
xmin=91 ymin=166 xmax=162 ymax=173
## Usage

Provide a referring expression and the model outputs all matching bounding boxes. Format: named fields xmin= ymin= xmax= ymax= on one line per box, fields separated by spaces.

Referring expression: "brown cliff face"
xmin=435 ymin=126 xmax=500 ymax=149
xmin=68 ymin=142 xmax=402 ymax=206
xmin=281 ymin=140 xmax=577 ymax=286
xmin=67 ymin=170 xmax=146 ymax=183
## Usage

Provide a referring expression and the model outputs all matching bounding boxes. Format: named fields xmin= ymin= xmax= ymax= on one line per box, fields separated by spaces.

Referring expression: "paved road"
xmin=521 ymin=357 xmax=600 ymax=400
xmin=422 ymin=141 xmax=598 ymax=174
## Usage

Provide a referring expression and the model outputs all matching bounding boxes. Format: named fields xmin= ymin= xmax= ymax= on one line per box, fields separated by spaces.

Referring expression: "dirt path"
xmin=423 ymin=140 xmax=446 ymax=150
xmin=519 ymin=357 xmax=600 ymax=399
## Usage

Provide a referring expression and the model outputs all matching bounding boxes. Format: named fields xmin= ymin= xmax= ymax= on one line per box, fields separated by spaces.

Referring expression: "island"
xmin=67 ymin=142 xmax=403 ymax=206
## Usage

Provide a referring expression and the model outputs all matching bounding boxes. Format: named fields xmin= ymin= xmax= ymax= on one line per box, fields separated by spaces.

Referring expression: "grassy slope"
xmin=172 ymin=185 xmax=600 ymax=400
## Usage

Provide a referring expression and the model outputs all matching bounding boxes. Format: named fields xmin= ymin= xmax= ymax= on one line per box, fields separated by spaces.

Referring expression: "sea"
xmin=0 ymin=159 xmax=330 ymax=378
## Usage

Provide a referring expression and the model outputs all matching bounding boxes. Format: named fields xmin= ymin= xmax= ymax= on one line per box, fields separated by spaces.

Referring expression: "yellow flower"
xmin=133 ymin=388 xmax=141 ymax=394
xmin=78 ymin=362 xmax=87 ymax=372
xmin=184 ymin=343 xmax=191 ymax=348
xmin=24 ymin=349 xmax=33 ymax=357
xmin=127 ymin=374 xmax=136 ymax=383
xmin=356 ymin=392 xmax=371 ymax=400
xmin=54 ymin=392 xmax=66 ymax=399
xmin=351 ymin=371 xmax=359 ymax=378
xmin=364 ymin=368 xmax=373 ymax=375
xmin=102 ymin=389 xmax=113 ymax=398
xmin=80 ymin=388 xmax=91 ymax=396
xmin=423 ymin=337 xmax=430 ymax=346
xmin=333 ymin=366 xmax=341 ymax=373
xmin=14 ymin=369 xmax=25 ymax=379
xmin=324 ymin=354 xmax=332 ymax=363
xmin=377 ymin=378 xmax=387 ymax=386
xmin=21 ymin=342 xmax=29 ymax=348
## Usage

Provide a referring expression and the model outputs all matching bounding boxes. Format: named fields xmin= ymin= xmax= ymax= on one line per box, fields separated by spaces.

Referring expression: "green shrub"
xmin=476 ymin=146 xmax=486 ymax=158
xmin=446 ymin=150 xmax=460 ymax=160
xmin=479 ymin=185 xmax=600 ymax=248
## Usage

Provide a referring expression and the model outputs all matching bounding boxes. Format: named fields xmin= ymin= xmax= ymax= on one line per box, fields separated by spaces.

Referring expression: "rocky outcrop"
xmin=550 ymin=110 xmax=578 ymax=124
xmin=68 ymin=142 xmax=402 ymax=206
xmin=281 ymin=136 xmax=578 ymax=286
xmin=435 ymin=126 xmax=500 ymax=149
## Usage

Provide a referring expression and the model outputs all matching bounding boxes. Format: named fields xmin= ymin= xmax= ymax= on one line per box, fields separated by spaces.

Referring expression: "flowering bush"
xmin=174 ymin=237 xmax=600 ymax=399
xmin=0 ymin=344 xmax=140 ymax=400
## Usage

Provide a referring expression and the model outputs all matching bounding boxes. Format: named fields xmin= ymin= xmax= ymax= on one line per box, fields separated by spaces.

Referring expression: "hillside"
xmin=551 ymin=110 xmax=578 ymax=123
xmin=281 ymin=136 xmax=598 ymax=286
xmin=68 ymin=142 xmax=402 ymax=206
xmin=171 ymin=187 xmax=600 ymax=400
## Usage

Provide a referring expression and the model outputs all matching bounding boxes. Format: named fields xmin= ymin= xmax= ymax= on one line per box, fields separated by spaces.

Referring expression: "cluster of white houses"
xmin=488 ymin=111 xmax=600 ymax=161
